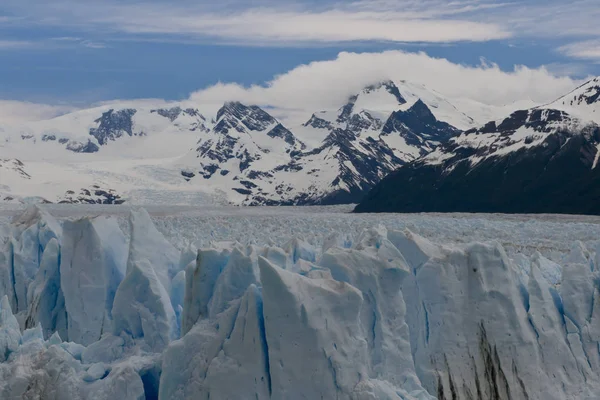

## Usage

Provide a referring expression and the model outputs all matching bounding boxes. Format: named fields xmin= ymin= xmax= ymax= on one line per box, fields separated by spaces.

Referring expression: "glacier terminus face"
xmin=0 ymin=205 xmax=599 ymax=399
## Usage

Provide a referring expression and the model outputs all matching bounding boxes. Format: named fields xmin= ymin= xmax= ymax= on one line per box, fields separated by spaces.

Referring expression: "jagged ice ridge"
xmin=0 ymin=206 xmax=599 ymax=399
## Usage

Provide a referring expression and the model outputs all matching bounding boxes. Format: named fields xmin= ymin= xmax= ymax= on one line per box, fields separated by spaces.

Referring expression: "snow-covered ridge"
xmin=545 ymin=77 xmax=600 ymax=124
xmin=1 ymin=206 xmax=599 ymax=399
xmin=423 ymin=106 xmax=600 ymax=168
xmin=178 ymin=81 xmax=464 ymax=205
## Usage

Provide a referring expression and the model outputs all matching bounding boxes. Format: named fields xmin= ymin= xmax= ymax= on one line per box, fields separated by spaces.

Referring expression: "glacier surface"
xmin=0 ymin=205 xmax=599 ymax=399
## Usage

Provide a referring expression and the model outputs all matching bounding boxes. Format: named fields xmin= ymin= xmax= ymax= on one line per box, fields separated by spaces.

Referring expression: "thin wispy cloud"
xmin=558 ymin=40 xmax=600 ymax=62
xmin=1 ymin=0 xmax=600 ymax=54
xmin=502 ymin=0 xmax=600 ymax=38
xmin=2 ymin=0 xmax=512 ymax=44
xmin=0 ymin=40 xmax=35 ymax=49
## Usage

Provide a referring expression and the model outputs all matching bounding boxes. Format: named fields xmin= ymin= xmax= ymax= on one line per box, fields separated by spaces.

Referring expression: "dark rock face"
xmin=151 ymin=107 xmax=182 ymax=122
xmin=66 ymin=140 xmax=100 ymax=154
xmin=303 ymin=114 xmax=334 ymax=130
xmin=215 ymin=102 xmax=277 ymax=133
xmin=347 ymin=111 xmax=383 ymax=133
xmin=151 ymin=107 xmax=208 ymax=132
xmin=59 ymin=186 xmax=125 ymax=205
xmin=365 ymin=80 xmax=407 ymax=105
xmin=89 ymin=109 xmax=137 ymax=145
xmin=356 ymin=108 xmax=600 ymax=215
xmin=337 ymin=95 xmax=359 ymax=124
xmin=560 ymin=77 xmax=600 ymax=107
xmin=267 ymin=124 xmax=304 ymax=149
xmin=181 ymin=170 xmax=196 ymax=181
xmin=382 ymin=100 xmax=460 ymax=145
xmin=0 ymin=159 xmax=31 ymax=179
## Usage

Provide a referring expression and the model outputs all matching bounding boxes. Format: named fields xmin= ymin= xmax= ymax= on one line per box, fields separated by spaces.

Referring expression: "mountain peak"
xmin=215 ymin=102 xmax=278 ymax=134
xmin=382 ymin=99 xmax=460 ymax=144
xmin=545 ymin=77 xmax=600 ymax=125
xmin=336 ymin=80 xmax=407 ymax=124
xmin=574 ymin=78 xmax=600 ymax=105
xmin=90 ymin=108 xmax=137 ymax=146
xmin=362 ymin=80 xmax=407 ymax=105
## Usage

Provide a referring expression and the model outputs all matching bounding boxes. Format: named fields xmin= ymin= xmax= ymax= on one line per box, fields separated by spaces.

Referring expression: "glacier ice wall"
xmin=0 ymin=206 xmax=599 ymax=399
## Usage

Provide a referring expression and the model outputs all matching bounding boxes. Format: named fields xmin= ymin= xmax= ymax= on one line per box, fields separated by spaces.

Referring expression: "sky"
xmin=0 ymin=0 xmax=599 ymax=120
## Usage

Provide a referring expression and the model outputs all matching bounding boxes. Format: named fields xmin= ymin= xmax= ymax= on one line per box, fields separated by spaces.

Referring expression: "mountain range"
xmin=355 ymin=78 xmax=600 ymax=214
xmin=0 ymin=80 xmax=473 ymax=205
xmin=2 ymin=78 xmax=600 ymax=213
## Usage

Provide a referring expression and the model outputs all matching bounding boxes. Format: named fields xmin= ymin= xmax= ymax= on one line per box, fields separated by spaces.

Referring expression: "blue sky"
xmin=0 ymin=0 xmax=599 ymax=106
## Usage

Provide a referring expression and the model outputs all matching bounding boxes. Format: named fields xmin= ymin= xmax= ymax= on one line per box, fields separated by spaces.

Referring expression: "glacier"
xmin=0 ymin=205 xmax=600 ymax=399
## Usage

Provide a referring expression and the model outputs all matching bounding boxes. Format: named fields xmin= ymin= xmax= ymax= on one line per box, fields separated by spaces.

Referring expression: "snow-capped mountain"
xmin=356 ymin=78 xmax=600 ymax=214
xmin=180 ymin=81 xmax=465 ymax=205
xmin=1 ymin=104 xmax=209 ymax=155
xmin=0 ymin=102 xmax=215 ymax=205
xmin=0 ymin=79 xmax=536 ymax=206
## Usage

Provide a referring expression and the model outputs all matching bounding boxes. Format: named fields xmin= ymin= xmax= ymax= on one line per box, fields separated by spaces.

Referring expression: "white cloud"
xmin=189 ymin=50 xmax=582 ymax=120
xmin=0 ymin=51 xmax=584 ymax=126
xmin=558 ymin=40 xmax=600 ymax=62
xmin=0 ymin=101 xmax=76 ymax=123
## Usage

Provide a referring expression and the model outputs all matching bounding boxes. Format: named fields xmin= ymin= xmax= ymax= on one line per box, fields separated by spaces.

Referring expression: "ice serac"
xmin=161 ymin=283 xmax=270 ymax=400
xmin=560 ymin=244 xmax=600 ymax=375
xmin=24 ymin=238 xmax=68 ymax=340
xmin=0 ymin=295 xmax=21 ymax=362
xmin=181 ymin=247 xmax=231 ymax=336
xmin=259 ymin=256 xmax=368 ymax=399
xmin=3 ymin=206 xmax=62 ymax=318
xmin=0 ymin=336 xmax=147 ymax=400
xmin=170 ymin=270 xmax=186 ymax=335
xmin=399 ymin=232 xmax=600 ymax=400
xmin=283 ymin=237 xmax=316 ymax=264
xmin=207 ymin=247 xmax=259 ymax=318
xmin=319 ymin=233 xmax=433 ymax=399
xmin=112 ymin=259 xmax=178 ymax=353
xmin=202 ymin=284 xmax=270 ymax=399
xmin=60 ymin=216 xmax=128 ymax=346
xmin=161 ymin=281 xmax=255 ymax=399
xmin=127 ymin=208 xmax=180 ymax=291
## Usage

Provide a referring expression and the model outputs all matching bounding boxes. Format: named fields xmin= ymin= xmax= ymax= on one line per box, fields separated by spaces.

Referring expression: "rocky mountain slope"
xmin=356 ymin=77 xmax=600 ymax=214
xmin=180 ymin=81 xmax=465 ymax=205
